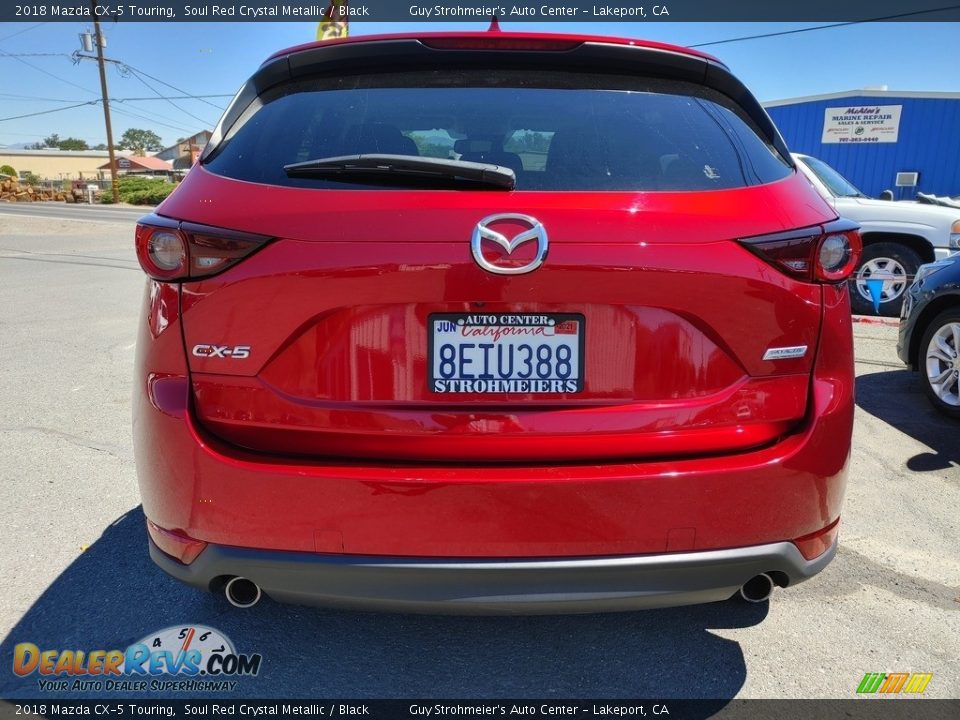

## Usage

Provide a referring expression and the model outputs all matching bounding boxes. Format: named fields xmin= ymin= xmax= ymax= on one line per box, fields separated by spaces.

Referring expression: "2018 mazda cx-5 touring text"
xmin=133 ymin=32 xmax=860 ymax=612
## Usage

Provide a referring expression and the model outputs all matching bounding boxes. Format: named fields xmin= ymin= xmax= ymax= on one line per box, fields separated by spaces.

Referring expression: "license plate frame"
xmin=427 ymin=312 xmax=585 ymax=394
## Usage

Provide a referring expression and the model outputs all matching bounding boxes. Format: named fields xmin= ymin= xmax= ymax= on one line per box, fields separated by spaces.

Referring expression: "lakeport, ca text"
xmin=408 ymin=5 xmax=669 ymax=18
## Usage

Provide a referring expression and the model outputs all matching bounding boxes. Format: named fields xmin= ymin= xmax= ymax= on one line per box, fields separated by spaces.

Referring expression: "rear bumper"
xmin=150 ymin=537 xmax=837 ymax=614
xmin=134 ymin=283 xmax=854 ymax=564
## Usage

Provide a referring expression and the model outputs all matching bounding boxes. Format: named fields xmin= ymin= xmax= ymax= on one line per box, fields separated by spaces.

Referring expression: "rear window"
xmin=204 ymin=70 xmax=790 ymax=191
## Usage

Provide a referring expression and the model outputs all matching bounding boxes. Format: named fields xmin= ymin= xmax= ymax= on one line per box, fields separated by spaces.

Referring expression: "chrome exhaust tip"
xmin=739 ymin=573 xmax=775 ymax=603
xmin=224 ymin=576 xmax=261 ymax=608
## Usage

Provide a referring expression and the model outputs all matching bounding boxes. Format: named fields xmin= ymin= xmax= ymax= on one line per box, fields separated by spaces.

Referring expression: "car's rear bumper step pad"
xmin=151 ymin=539 xmax=835 ymax=614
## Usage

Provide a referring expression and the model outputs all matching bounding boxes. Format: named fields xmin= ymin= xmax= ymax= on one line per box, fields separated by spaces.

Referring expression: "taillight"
xmin=143 ymin=229 xmax=186 ymax=278
xmin=816 ymin=229 xmax=861 ymax=282
xmin=135 ymin=214 xmax=272 ymax=282
xmin=739 ymin=219 xmax=861 ymax=283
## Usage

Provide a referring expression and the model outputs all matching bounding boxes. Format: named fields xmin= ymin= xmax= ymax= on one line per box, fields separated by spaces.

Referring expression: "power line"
xmin=0 ymin=80 xmax=209 ymax=133
xmin=109 ymin=106 xmax=197 ymax=134
xmin=0 ymin=48 xmax=99 ymax=97
xmin=0 ymin=98 xmax=201 ymax=134
xmin=0 ymin=97 xmax=196 ymax=134
xmin=689 ymin=4 xmax=960 ymax=47
xmin=108 ymin=95 xmax=208 ymax=132
xmin=0 ymin=92 xmax=233 ymax=102
xmin=0 ymin=102 xmax=98 ymax=123
xmin=0 ymin=48 xmax=217 ymax=134
xmin=124 ymin=66 xmax=216 ymax=127
xmin=0 ymin=52 xmax=73 ymax=59
xmin=117 ymin=94 xmax=232 ymax=101
xmin=0 ymin=43 xmax=231 ymax=112
xmin=0 ymin=23 xmax=44 ymax=44
xmin=0 ymin=93 xmax=89 ymax=103
xmin=119 ymin=62 xmax=227 ymax=111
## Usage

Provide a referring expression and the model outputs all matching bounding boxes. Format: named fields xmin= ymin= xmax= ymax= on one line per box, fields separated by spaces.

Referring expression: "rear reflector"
xmin=420 ymin=38 xmax=582 ymax=51
xmin=146 ymin=518 xmax=206 ymax=565
xmin=739 ymin=219 xmax=861 ymax=283
xmin=135 ymin=214 xmax=272 ymax=282
xmin=793 ymin=518 xmax=840 ymax=560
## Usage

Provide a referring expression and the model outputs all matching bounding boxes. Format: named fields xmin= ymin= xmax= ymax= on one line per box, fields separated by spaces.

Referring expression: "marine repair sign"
xmin=822 ymin=104 xmax=902 ymax=144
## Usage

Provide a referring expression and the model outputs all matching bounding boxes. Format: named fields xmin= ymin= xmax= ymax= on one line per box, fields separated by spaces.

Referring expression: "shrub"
xmin=100 ymin=176 xmax=177 ymax=205
xmin=0 ymin=164 xmax=16 ymax=178
xmin=122 ymin=184 xmax=175 ymax=205
xmin=118 ymin=176 xmax=161 ymax=192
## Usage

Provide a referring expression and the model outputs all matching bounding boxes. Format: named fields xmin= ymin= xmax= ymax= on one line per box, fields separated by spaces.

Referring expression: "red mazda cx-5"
xmin=133 ymin=31 xmax=860 ymax=612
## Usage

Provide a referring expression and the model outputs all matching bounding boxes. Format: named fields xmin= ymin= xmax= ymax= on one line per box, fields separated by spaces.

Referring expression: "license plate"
xmin=428 ymin=313 xmax=584 ymax=394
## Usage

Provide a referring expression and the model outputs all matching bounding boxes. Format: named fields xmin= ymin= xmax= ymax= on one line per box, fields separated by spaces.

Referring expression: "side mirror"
xmin=879 ymin=190 xmax=894 ymax=201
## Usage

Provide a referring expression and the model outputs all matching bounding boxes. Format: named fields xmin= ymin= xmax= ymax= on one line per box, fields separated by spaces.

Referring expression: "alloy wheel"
xmin=925 ymin=322 xmax=960 ymax=406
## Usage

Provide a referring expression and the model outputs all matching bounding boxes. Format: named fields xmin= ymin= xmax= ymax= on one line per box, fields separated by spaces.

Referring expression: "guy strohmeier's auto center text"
xmin=408 ymin=5 xmax=669 ymax=18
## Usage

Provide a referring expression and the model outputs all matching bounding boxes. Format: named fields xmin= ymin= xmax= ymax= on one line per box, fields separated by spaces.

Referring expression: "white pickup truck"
xmin=793 ymin=153 xmax=960 ymax=316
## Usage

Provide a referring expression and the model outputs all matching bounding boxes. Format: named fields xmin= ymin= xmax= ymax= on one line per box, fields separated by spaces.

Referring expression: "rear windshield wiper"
xmin=283 ymin=154 xmax=516 ymax=190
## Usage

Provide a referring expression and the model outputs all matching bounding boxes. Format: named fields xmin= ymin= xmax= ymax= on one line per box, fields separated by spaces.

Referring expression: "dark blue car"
xmin=898 ymin=254 xmax=960 ymax=418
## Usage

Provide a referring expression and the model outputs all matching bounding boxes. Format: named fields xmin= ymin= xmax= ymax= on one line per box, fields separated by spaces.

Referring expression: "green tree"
xmin=57 ymin=137 xmax=89 ymax=151
xmin=28 ymin=134 xmax=90 ymax=151
xmin=23 ymin=172 xmax=41 ymax=186
xmin=37 ymin=133 xmax=60 ymax=149
xmin=117 ymin=128 xmax=163 ymax=156
xmin=0 ymin=164 xmax=16 ymax=177
xmin=92 ymin=143 xmax=107 ymax=151
xmin=29 ymin=133 xmax=59 ymax=150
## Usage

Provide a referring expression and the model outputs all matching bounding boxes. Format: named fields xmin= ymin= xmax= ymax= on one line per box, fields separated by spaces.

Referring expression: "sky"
xmin=0 ymin=20 xmax=958 ymax=148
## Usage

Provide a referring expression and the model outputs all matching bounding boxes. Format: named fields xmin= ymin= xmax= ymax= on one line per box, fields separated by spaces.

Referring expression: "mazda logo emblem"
xmin=471 ymin=213 xmax=548 ymax=275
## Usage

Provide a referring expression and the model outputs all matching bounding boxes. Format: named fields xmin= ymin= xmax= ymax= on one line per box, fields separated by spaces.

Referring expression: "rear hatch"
xmin=164 ymin=39 xmax=837 ymax=463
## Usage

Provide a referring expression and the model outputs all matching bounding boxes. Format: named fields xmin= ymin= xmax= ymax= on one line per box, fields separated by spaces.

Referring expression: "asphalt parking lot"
xmin=0 ymin=204 xmax=957 ymax=702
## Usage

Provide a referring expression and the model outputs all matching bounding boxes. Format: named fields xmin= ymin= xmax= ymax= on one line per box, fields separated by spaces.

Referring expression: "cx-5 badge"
xmin=192 ymin=344 xmax=251 ymax=359
xmin=471 ymin=213 xmax=548 ymax=275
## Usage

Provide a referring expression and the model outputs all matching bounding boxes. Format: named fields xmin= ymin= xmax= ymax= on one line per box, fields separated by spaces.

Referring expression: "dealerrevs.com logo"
xmin=12 ymin=625 xmax=262 ymax=692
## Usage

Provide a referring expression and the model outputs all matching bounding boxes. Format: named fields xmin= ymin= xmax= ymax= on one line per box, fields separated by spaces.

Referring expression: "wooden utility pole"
xmin=91 ymin=1 xmax=120 ymax=204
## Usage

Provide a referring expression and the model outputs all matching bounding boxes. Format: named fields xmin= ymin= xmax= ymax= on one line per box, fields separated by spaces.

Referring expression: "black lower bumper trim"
xmin=149 ymin=538 xmax=836 ymax=614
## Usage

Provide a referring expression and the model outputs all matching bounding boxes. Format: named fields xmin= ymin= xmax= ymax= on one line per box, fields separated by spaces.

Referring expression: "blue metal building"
xmin=764 ymin=90 xmax=960 ymax=200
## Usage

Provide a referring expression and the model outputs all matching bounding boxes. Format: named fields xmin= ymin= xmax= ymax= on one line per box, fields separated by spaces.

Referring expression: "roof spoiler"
xmin=202 ymin=38 xmax=791 ymax=164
